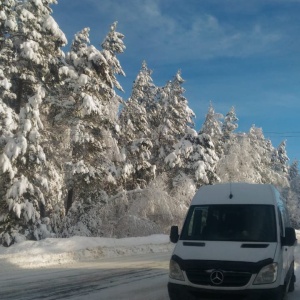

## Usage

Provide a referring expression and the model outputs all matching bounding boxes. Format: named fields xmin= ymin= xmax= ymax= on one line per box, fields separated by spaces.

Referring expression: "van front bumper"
xmin=168 ymin=282 xmax=284 ymax=300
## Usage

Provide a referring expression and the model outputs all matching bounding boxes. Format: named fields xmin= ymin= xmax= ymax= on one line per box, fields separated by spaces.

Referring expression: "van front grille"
xmin=186 ymin=269 xmax=252 ymax=287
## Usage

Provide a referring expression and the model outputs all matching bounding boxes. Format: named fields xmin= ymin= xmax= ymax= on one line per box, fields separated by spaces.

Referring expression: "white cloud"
xmin=72 ymin=0 xmax=287 ymax=62
xmin=164 ymin=16 xmax=281 ymax=60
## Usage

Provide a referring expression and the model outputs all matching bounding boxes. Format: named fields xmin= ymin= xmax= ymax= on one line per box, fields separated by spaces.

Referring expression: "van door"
xmin=278 ymin=208 xmax=288 ymax=277
xmin=278 ymin=208 xmax=294 ymax=285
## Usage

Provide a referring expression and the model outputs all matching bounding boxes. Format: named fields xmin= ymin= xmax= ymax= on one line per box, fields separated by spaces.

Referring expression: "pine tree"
xmin=118 ymin=61 xmax=157 ymax=188
xmin=54 ymin=23 xmax=125 ymax=226
xmin=216 ymin=125 xmax=288 ymax=187
xmin=165 ymin=127 xmax=219 ymax=188
xmin=11 ymin=0 xmax=66 ymax=112
xmin=0 ymin=0 xmax=19 ymax=109
xmin=200 ymin=103 xmax=224 ymax=157
xmin=131 ymin=61 xmax=157 ymax=112
xmin=0 ymin=86 xmax=55 ymax=245
xmin=222 ymin=106 xmax=238 ymax=142
xmin=289 ymin=160 xmax=299 ymax=181
xmin=155 ymin=71 xmax=195 ymax=168
xmin=274 ymin=140 xmax=289 ymax=174
xmin=0 ymin=0 xmax=67 ymax=245
xmin=119 ymin=96 xmax=150 ymax=142
xmin=101 ymin=21 xmax=126 ymax=91
xmin=0 ymin=101 xmax=18 ymax=217
xmin=285 ymin=160 xmax=300 ymax=228
xmin=119 ymin=61 xmax=155 ymax=142
xmin=248 ymin=126 xmax=283 ymax=185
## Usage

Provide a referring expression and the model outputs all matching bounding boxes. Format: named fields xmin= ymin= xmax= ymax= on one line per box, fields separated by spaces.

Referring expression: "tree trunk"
xmin=66 ymin=188 xmax=74 ymax=213
xmin=15 ymin=78 xmax=24 ymax=114
xmin=39 ymin=202 xmax=46 ymax=218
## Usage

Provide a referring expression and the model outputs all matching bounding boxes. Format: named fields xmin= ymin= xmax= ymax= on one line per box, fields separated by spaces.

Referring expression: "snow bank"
xmin=0 ymin=234 xmax=173 ymax=268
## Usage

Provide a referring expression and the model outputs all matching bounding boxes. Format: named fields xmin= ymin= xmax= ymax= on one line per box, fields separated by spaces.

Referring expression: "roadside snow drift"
xmin=0 ymin=234 xmax=173 ymax=268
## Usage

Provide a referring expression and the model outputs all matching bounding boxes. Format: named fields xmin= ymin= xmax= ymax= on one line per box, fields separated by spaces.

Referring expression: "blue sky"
xmin=52 ymin=0 xmax=300 ymax=162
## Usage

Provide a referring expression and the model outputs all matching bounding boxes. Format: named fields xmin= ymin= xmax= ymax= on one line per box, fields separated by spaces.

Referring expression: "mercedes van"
xmin=168 ymin=183 xmax=296 ymax=300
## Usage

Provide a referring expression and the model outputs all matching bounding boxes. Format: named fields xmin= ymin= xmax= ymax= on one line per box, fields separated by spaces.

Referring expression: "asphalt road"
xmin=0 ymin=250 xmax=299 ymax=300
xmin=0 ymin=252 xmax=171 ymax=300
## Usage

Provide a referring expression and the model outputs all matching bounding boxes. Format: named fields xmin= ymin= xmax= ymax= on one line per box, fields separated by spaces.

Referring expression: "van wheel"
xmin=270 ymin=286 xmax=285 ymax=300
xmin=288 ymin=273 xmax=296 ymax=293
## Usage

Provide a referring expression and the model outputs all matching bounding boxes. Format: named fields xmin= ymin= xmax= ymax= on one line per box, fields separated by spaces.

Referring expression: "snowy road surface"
xmin=0 ymin=252 xmax=170 ymax=300
xmin=0 ymin=233 xmax=299 ymax=300
xmin=0 ymin=250 xmax=300 ymax=300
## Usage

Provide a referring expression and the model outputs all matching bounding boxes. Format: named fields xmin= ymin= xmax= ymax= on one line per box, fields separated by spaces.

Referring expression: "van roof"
xmin=191 ymin=183 xmax=277 ymax=205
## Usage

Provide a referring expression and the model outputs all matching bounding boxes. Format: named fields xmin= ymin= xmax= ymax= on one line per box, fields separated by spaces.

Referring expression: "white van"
xmin=168 ymin=183 xmax=296 ymax=300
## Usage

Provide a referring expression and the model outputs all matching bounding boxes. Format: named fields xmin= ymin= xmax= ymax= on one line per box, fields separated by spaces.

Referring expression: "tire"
xmin=288 ymin=274 xmax=296 ymax=293
xmin=270 ymin=286 xmax=285 ymax=300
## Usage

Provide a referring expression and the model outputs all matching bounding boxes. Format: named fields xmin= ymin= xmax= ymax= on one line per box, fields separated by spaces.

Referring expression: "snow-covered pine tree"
xmin=0 ymin=102 xmax=18 ymax=223
xmin=0 ymin=0 xmax=19 ymax=109
xmin=272 ymin=140 xmax=289 ymax=174
xmin=222 ymin=106 xmax=238 ymax=143
xmin=284 ymin=188 xmax=300 ymax=229
xmin=119 ymin=94 xmax=150 ymax=142
xmin=216 ymin=125 xmax=288 ymax=187
xmin=165 ymin=127 xmax=219 ymax=188
xmin=199 ymin=103 xmax=224 ymax=158
xmin=289 ymin=160 xmax=299 ymax=181
xmin=284 ymin=160 xmax=300 ymax=228
xmin=101 ymin=21 xmax=126 ymax=91
xmin=10 ymin=0 xmax=66 ymax=112
xmin=0 ymin=0 xmax=67 ymax=245
xmin=216 ymin=133 xmax=257 ymax=183
xmin=54 ymin=23 xmax=126 ymax=236
xmin=154 ymin=71 xmax=195 ymax=171
xmin=119 ymin=61 xmax=157 ymax=189
xmin=130 ymin=61 xmax=157 ymax=112
xmin=0 ymin=86 xmax=57 ymax=245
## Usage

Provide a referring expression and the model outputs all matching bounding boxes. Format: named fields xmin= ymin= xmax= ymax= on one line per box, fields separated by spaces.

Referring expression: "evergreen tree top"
xmin=101 ymin=21 xmax=125 ymax=54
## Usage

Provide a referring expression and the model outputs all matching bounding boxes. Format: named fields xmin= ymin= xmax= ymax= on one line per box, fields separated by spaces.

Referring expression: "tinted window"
xmin=181 ymin=205 xmax=277 ymax=242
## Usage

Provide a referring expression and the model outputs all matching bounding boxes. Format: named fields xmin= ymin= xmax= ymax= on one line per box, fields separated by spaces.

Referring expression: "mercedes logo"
xmin=210 ymin=270 xmax=224 ymax=285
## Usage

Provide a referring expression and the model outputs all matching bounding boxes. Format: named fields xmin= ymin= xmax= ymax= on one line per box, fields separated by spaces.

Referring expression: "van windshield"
xmin=181 ymin=204 xmax=277 ymax=242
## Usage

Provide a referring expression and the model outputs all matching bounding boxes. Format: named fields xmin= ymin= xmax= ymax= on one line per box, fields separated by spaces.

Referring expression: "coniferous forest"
xmin=1 ymin=0 xmax=299 ymax=247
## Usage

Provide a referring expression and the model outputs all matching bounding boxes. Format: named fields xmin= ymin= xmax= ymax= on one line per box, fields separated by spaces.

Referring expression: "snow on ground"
xmin=0 ymin=234 xmax=174 ymax=268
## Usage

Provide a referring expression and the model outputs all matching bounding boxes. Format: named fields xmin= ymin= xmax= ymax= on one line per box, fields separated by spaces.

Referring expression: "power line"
xmin=267 ymin=136 xmax=300 ymax=138
xmin=264 ymin=132 xmax=300 ymax=138
xmin=265 ymin=132 xmax=300 ymax=133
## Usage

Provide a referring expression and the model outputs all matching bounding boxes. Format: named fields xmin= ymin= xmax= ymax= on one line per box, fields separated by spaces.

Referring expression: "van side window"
xmin=276 ymin=191 xmax=291 ymax=228
xmin=187 ymin=206 xmax=208 ymax=238
xmin=278 ymin=208 xmax=284 ymax=237
xmin=280 ymin=197 xmax=291 ymax=228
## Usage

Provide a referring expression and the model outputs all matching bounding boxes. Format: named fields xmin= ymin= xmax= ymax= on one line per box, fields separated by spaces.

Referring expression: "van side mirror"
xmin=282 ymin=227 xmax=297 ymax=247
xmin=170 ymin=226 xmax=179 ymax=243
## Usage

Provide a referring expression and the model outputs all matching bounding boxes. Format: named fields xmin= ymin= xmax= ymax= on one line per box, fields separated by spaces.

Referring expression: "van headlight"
xmin=254 ymin=263 xmax=278 ymax=285
xmin=169 ymin=259 xmax=185 ymax=281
